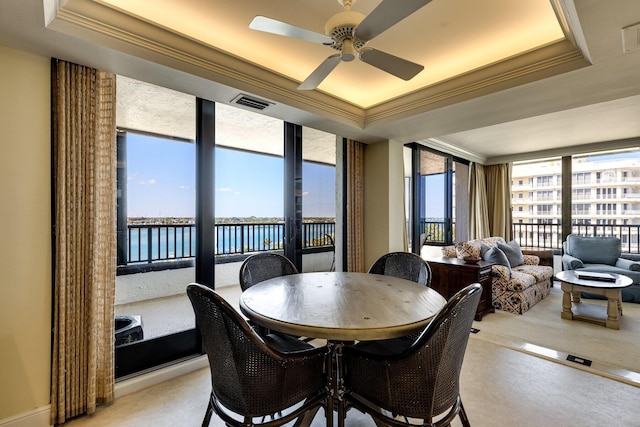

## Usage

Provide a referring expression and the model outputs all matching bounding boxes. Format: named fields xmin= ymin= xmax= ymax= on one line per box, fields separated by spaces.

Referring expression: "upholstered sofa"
xmin=562 ymin=234 xmax=640 ymax=303
xmin=442 ymin=237 xmax=554 ymax=314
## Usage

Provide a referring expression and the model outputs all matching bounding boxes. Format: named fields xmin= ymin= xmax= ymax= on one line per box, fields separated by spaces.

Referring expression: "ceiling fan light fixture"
xmin=341 ymin=39 xmax=356 ymax=62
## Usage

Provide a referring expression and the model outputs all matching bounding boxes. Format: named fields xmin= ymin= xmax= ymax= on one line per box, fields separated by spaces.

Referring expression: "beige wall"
xmin=363 ymin=139 xmax=406 ymax=269
xmin=0 ymin=45 xmax=52 ymax=420
xmin=0 ymin=43 xmax=409 ymax=422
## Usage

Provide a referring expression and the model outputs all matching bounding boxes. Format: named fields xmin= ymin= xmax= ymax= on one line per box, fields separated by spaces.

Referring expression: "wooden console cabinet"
xmin=427 ymin=257 xmax=494 ymax=320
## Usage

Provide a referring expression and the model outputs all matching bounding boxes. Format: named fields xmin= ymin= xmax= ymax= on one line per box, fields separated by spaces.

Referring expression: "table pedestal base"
xmin=560 ymin=282 xmax=623 ymax=329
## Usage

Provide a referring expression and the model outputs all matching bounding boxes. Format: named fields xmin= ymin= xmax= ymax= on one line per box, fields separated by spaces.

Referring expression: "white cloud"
xmin=135 ymin=178 xmax=157 ymax=185
xmin=179 ymin=185 xmax=190 ymax=190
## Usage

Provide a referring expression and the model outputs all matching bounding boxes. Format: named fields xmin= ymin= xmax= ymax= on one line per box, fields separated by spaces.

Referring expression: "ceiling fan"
xmin=249 ymin=0 xmax=432 ymax=90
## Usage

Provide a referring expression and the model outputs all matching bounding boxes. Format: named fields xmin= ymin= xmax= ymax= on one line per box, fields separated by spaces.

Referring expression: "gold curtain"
xmin=51 ymin=59 xmax=117 ymax=425
xmin=346 ymin=139 xmax=365 ymax=272
xmin=468 ymin=162 xmax=490 ymax=239
xmin=485 ymin=163 xmax=513 ymax=241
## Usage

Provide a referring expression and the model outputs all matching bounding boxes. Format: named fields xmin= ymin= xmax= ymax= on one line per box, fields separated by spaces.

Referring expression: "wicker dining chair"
xmin=368 ymin=251 xmax=433 ymax=344
xmin=238 ymin=252 xmax=312 ymax=344
xmin=368 ymin=251 xmax=432 ymax=287
xmin=342 ymin=283 xmax=482 ymax=427
xmin=239 ymin=252 xmax=299 ymax=291
xmin=187 ymin=283 xmax=328 ymax=427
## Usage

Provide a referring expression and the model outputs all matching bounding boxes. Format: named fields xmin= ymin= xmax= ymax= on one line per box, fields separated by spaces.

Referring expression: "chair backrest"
xmin=564 ymin=234 xmax=621 ymax=265
xmin=239 ymin=253 xmax=299 ymax=291
xmin=415 ymin=283 xmax=481 ymax=417
xmin=368 ymin=251 xmax=432 ymax=286
xmin=345 ymin=283 xmax=481 ymax=420
xmin=186 ymin=283 xmax=325 ymax=418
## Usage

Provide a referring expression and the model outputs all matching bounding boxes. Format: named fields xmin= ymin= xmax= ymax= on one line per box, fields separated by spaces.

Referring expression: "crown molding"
xmin=48 ymin=0 xmax=589 ymax=132
xmin=419 ymin=138 xmax=487 ymax=165
xmin=47 ymin=0 xmax=366 ymax=127
xmin=364 ymin=40 xmax=589 ymax=126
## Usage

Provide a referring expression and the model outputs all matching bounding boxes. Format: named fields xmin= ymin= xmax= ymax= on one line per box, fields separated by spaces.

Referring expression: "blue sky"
xmin=424 ymin=174 xmax=446 ymax=218
xmin=126 ymin=134 xmax=637 ymax=219
xmin=126 ymin=134 xmax=336 ymax=218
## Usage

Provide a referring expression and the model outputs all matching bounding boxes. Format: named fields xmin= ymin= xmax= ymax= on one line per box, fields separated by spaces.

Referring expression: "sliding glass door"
xmin=406 ymin=143 xmax=469 ymax=251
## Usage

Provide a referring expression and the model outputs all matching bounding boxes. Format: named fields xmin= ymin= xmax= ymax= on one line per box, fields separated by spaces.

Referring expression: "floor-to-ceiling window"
xmin=511 ymin=158 xmax=563 ymax=249
xmin=511 ymin=148 xmax=640 ymax=254
xmin=213 ymin=103 xmax=286 ymax=279
xmin=406 ymin=143 xmax=469 ymax=253
xmin=302 ymin=127 xmax=337 ymax=272
xmin=115 ymin=76 xmax=203 ymax=378
xmin=114 ymin=79 xmax=339 ymax=377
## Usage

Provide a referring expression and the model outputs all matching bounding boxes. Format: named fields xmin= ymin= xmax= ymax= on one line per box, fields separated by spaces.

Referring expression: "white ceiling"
xmin=1 ymin=0 xmax=640 ymax=164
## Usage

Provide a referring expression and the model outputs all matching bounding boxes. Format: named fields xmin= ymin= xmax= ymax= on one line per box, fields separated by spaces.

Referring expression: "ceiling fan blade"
xmin=359 ymin=48 xmax=424 ymax=81
xmin=354 ymin=0 xmax=433 ymax=42
xmin=298 ymin=55 xmax=342 ymax=90
xmin=250 ymin=16 xmax=333 ymax=45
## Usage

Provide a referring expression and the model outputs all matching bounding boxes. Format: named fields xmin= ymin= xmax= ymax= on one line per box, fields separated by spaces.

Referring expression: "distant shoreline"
xmin=127 ymin=216 xmax=336 ymax=225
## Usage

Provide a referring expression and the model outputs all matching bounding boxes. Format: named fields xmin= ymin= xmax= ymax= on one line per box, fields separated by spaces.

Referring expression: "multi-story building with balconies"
xmin=512 ymin=155 xmax=640 ymax=251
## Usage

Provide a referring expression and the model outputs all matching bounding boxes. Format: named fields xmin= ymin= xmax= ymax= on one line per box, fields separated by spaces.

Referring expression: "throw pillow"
xmin=456 ymin=240 xmax=482 ymax=260
xmin=442 ymin=245 xmax=457 ymax=258
xmin=480 ymin=243 xmax=491 ymax=258
xmin=483 ymin=247 xmax=511 ymax=275
xmin=497 ymin=239 xmax=525 ymax=267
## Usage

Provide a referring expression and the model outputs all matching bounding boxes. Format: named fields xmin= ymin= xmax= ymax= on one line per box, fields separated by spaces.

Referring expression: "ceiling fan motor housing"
xmin=325 ymin=10 xmax=366 ymax=57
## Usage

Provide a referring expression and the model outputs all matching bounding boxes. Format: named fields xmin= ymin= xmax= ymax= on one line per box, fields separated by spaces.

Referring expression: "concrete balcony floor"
xmin=115 ymin=283 xmax=241 ymax=340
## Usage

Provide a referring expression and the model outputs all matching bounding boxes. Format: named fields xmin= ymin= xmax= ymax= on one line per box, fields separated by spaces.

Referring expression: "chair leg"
xmin=458 ymin=400 xmax=471 ymax=427
xmin=293 ymin=407 xmax=321 ymax=427
xmin=202 ymin=393 xmax=214 ymax=427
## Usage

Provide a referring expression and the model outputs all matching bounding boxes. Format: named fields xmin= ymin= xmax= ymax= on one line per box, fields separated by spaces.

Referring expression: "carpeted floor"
xmin=471 ymin=284 xmax=640 ymax=375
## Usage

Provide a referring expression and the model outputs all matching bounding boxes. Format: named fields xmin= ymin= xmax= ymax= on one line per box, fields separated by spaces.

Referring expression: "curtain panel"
xmin=468 ymin=162 xmax=490 ymax=239
xmin=51 ymin=59 xmax=117 ymax=425
xmin=485 ymin=163 xmax=513 ymax=241
xmin=346 ymin=139 xmax=365 ymax=272
xmin=468 ymin=162 xmax=513 ymax=241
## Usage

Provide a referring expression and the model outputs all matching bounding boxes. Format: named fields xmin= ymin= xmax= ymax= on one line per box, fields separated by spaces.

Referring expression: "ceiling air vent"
xmin=622 ymin=22 xmax=640 ymax=53
xmin=231 ymin=94 xmax=274 ymax=111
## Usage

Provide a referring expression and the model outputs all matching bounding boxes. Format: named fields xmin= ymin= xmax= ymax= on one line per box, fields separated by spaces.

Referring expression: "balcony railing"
xmin=421 ymin=219 xmax=640 ymax=255
xmin=121 ymin=221 xmax=335 ymax=266
xmin=513 ymin=222 xmax=640 ymax=254
xmin=420 ymin=220 xmax=448 ymax=243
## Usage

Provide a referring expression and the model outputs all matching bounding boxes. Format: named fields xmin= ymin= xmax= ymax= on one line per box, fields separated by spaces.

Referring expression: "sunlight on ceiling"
xmin=101 ymin=0 xmax=565 ymax=108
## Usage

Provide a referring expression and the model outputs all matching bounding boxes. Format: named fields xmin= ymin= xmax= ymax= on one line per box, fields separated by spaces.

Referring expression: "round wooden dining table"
xmin=239 ymin=271 xmax=447 ymax=427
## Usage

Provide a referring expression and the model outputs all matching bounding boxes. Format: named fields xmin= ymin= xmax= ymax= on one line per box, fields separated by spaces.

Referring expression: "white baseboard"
xmin=0 ymin=405 xmax=50 ymax=427
xmin=115 ymin=354 xmax=208 ymax=398
xmin=0 ymin=355 xmax=208 ymax=427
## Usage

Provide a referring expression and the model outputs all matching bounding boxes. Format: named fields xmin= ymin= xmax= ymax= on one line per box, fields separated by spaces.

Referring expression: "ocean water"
xmin=127 ymin=223 xmax=334 ymax=262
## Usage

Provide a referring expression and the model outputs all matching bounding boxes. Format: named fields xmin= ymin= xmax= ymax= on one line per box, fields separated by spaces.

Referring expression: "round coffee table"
xmin=556 ymin=270 xmax=633 ymax=329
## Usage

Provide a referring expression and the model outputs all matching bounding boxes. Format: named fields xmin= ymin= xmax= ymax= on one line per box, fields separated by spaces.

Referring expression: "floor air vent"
xmin=231 ymin=94 xmax=274 ymax=110
xmin=567 ymin=354 xmax=592 ymax=367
